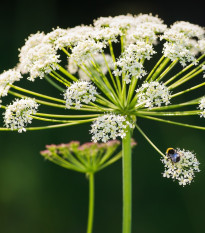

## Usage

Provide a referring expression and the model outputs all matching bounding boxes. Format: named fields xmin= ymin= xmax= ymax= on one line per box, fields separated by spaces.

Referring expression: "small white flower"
xmin=160 ymin=21 xmax=205 ymax=66
xmin=114 ymin=41 xmax=155 ymax=83
xmin=202 ymin=65 xmax=205 ymax=78
xmin=90 ymin=114 xmax=134 ymax=142
xmin=51 ymin=26 xmax=95 ymax=49
xmin=18 ymin=32 xmax=61 ymax=81
xmin=70 ymin=39 xmax=105 ymax=65
xmin=198 ymin=97 xmax=205 ymax=117
xmin=161 ymin=148 xmax=200 ymax=186
xmin=136 ymin=81 xmax=171 ymax=108
xmin=64 ymin=81 xmax=97 ymax=109
xmin=0 ymin=69 xmax=22 ymax=97
xmin=4 ymin=98 xmax=39 ymax=133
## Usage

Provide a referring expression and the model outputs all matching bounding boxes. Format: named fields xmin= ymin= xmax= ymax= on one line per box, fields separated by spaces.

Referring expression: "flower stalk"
xmin=122 ymin=126 xmax=132 ymax=233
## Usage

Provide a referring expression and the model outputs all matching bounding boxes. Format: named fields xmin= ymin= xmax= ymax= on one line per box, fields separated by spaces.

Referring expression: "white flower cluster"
xmin=198 ymin=97 xmax=205 ymax=117
xmin=68 ymin=53 xmax=114 ymax=81
xmin=94 ymin=14 xmax=166 ymax=46
xmin=136 ymin=81 xmax=171 ymax=108
xmin=114 ymin=41 xmax=156 ymax=83
xmin=70 ymin=39 xmax=105 ymax=65
xmin=18 ymin=32 xmax=60 ymax=81
xmin=161 ymin=21 xmax=205 ymax=66
xmin=4 ymin=98 xmax=39 ymax=133
xmin=90 ymin=114 xmax=134 ymax=142
xmin=64 ymin=81 xmax=97 ymax=109
xmin=0 ymin=69 xmax=22 ymax=97
xmin=47 ymin=26 xmax=95 ymax=49
xmin=161 ymin=149 xmax=200 ymax=186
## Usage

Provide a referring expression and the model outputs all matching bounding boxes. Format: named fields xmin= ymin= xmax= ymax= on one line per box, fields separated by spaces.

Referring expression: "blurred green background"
xmin=0 ymin=0 xmax=205 ymax=232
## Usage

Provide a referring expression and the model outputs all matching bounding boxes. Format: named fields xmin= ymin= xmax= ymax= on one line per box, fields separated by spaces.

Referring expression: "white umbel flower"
xmin=114 ymin=41 xmax=155 ymax=83
xmin=171 ymin=21 xmax=205 ymax=39
xmin=70 ymin=39 xmax=105 ymax=65
xmin=0 ymin=69 xmax=22 ymax=97
xmin=4 ymin=98 xmax=39 ymax=133
xmin=90 ymin=114 xmax=134 ymax=142
xmin=160 ymin=21 xmax=205 ymax=66
xmin=161 ymin=149 xmax=200 ymax=186
xmin=198 ymin=97 xmax=205 ymax=117
xmin=18 ymin=32 xmax=60 ymax=81
xmin=52 ymin=26 xmax=95 ymax=49
xmin=94 ymin=15 xmax=136 ymax=30
xmin=136 ymin=81 xmax=171 ymax=108
xmin=64 ymin=81 xmax=97 ymax=109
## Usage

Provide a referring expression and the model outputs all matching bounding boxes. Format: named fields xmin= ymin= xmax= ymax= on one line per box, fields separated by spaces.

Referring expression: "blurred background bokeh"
xmin=0 ymin=0 xmax=205 ymax=232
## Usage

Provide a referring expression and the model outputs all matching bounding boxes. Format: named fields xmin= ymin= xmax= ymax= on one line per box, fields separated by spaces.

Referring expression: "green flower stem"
xmin=102 ymin=52 xmax=118 ymax=93
xmin=168 ymin=60 xmax=205 ymax=89
xmin=136 ymin=114 xmax=205 ymax=130
xmin=108 ymin=40 xmax=122 ymax=93
xmin=31 ymin=115 xmax=77 ymax=123
xmin=35 ymin=113 xmax=101 ymax=119
xmin=45 ymin=154 xmax=86 ymax=173
xmin=126 ymin=78 xmax=138 ymax=106
xmin=0 ymin=118 xmax=96 ymax=131
xmin=150 ymin=57 xmax=170 ymax=81
xmin=122 ymin=80 xmax=127 ymax=107
xmin=87 ymin=68 xmax=122 ymax=108
xmin=135 ymin=110 xmax=200 ymax=116
xmin=50 ymin=150 xmax=86 ymax=171
xmin=122 ymin=126 xmax=132 ymax=233
xmin=56 ymin=63 xmax=78 ymax=82
xmin=156 ymin=59 xmax=178 ymax=82
xmin=171 ymin=82 xmax=205 ymax=98
xmin=89 ymin=102 xmax=114 ymax=112
xmin=49 ymin=72 xmax=69 ymax=87
xmin=164 ymin=54 xmax=205 ymax=86
xmin=135 ymin=124 xmax=165 ymax=158
xmin=96 ymin=95 xmax=118 ymax=109
xmin=10 ymin=85 xmax=66 ymax=103
xmin=44 ymin=75 xmax=65 ymax=92
xmin=121 ymin=36 xmax=124 ymax=53
xmin=87 ymin=173 xmax=95 ymax=233
xmin=168 ymin=69 xmax=203 ymax=90
xmin=140 ymin=98 xmax=200 ymax=111
xmin=98 ymin=152 xmax=122 ymax=171
xmin=145 ymin=55 xmax=165 ymax=81
xmin=8 ymin=90 xmax=102 ymax=112
xmin=90 ymin=59 xmax=119 ymax=101
xmin=51 ymin=70 xmax=71 ymax=85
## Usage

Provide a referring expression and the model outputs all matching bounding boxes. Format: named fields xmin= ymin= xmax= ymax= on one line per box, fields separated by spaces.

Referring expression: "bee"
xmin=166 ymin=148 xmax=182 ymax=163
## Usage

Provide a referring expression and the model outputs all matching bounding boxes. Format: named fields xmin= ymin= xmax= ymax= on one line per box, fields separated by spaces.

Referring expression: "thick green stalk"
xmin=87 ymin=173 xmax=95 ymax=233
xmin=122 ymin=126 xmax=132 ymax=233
